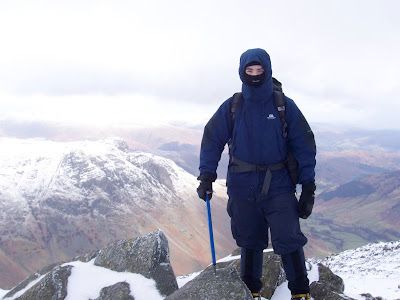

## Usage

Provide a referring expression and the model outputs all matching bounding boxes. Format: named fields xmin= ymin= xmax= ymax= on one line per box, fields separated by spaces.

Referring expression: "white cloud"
xmin=0 ymin=0 xmax=399 ymax=129
xmin=0 ymin=91 xmax=214 ymax=127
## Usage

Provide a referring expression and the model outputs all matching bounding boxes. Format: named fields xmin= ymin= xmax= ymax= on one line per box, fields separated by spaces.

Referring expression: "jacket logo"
xmin=267 ymin=113 xmax=276 ymax=120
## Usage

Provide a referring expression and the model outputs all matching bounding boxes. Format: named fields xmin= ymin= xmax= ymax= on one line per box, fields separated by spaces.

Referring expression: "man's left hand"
xmin=298 ymin=182 xmax=316 ymax=219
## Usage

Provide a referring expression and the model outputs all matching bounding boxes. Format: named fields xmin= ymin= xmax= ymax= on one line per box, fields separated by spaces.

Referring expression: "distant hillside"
xmin=303 ymin=170 xmax=400 ymax=257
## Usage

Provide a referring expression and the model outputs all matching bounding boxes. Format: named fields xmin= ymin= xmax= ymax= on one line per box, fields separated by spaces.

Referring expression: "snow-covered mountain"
xmin=0 ymin=137 xmax=235 ymax=289
xmin=318 ymin=240 xmax=400 ymax=299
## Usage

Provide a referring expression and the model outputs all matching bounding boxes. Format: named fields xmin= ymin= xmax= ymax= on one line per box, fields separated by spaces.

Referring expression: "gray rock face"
xmin=92 ymin=282 xmax=135 ymax=300
xmin=188 ymin=249 xmax=286 ymax=299
xmin=360 ymin=293 xmax=383 ymax=300
xmin=166 ymin=264 xmax=253 ymax=300
xmin=317 ymin=263 xmax=345 ymax=293
xmin=13 ymin=265 xmax=72 ymax=300
xmin=211 ymin=250 xmax=285 ymax=299
xmin=260 ymin=252 xmax=286 ymax=298
xmin=310 ymin=263 xmax=353 ymax=300
xmin=94 ymin=230 xmax=178 ymax=297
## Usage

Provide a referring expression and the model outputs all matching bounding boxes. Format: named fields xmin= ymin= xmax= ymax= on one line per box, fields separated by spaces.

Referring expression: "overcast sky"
xmin=0 ymin=0 xmax=399 ymax=129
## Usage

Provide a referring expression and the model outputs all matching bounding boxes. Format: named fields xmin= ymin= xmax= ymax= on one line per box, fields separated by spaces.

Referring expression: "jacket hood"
xmin=238 ymin=48 xmax=273 ymax=103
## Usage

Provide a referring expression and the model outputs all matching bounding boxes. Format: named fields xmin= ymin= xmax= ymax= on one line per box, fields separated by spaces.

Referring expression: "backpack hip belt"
xmin=229 ymin=156 xmax=286 ymax=196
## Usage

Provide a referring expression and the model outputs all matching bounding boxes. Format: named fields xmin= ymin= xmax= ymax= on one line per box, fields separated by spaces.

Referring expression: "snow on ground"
xmin=0 ymin=289 xmax=9 ymax=299
xmin=62 ymin=259 xmax=164 ymax=300
xmin=176 ymin=271 xmax=202 ymax=288
xmin=320 ymin=240 xmax=400 ymax=300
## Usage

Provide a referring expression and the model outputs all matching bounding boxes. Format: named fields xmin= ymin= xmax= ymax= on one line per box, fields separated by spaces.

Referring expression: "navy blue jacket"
xmin=199 ymin=49 xmax=316 ymax=198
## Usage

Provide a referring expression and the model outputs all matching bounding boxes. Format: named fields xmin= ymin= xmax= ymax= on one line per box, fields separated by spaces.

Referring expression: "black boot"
xmin=291 ymin=293 xmax=311 ymax=300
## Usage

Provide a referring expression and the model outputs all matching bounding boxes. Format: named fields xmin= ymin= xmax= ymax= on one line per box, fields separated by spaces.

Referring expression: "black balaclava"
xmin=243 ymin=61 xmax=266 ymax=87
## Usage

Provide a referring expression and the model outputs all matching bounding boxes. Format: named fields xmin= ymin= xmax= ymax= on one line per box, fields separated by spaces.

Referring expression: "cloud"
xmin=0 ymin=0 xmax=399 ymax=129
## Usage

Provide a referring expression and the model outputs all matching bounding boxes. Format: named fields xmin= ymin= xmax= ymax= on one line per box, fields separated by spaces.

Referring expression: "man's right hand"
xmin=197 ymin=180 xmax=213 ymax=201
xmin=196 ymin=173 xmax=217 ymax=201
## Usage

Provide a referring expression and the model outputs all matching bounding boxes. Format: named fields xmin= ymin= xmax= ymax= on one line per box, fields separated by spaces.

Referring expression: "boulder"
xmin=310 ymin=282 xmax=355 ymax=300
xmin=215 ymin=250 xmax=285 ymax=299
xmin=260 ymin=252 xmax=286 ymax=298
xmin=360 ymin=293 xmax=383 ymax=300
xmin=13 ymin=265 xmax=72 ymax=300
xmin=166 ymin=264 xmax=253 ymax=300
xmin=310 ymin=263 xmax=354 ymax=300
xmin=92 ymin=282 xmax=134 ymax=300
xmin=317 ymin=263 xmax=345 ymax=293
xmin=94 ymin=229 xmax=178 ymax=296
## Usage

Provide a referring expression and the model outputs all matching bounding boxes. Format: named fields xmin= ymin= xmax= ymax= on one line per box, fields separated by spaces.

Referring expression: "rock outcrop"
xmin=3 ymin=230 xmax=177 ymax=300
xmin=3 ymin=230 xmax=377 ymax=300
xmin=166 ymin=264 xmax=253 ymax=300
xmin=94 ymin=230 xmax=178 ymax=297
xmin=310 ymin=263 xmax=354 ymax=300
xmin=93 ymin=282 xmax=134 ymax=300
xmin=167 ymin=249 xmax=285 ymax=299
xmin=5 ymin=265 xmax=72 ymax=300
xmin=220 ymin=250 xmax=286 ymax=298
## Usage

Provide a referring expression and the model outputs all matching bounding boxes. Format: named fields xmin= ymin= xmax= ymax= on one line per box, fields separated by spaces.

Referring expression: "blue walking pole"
xmin=205 ymin=193 xmax=217 ymax=275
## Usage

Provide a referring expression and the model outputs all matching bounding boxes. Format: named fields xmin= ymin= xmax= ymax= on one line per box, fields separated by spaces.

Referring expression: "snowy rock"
xmin=94 ymin=230 xmax=178 ymax=297
xmin=8 ymin=265 xmax=72 ymax=300
xmin=317 ymin=263 xmax=345 ymax=293
xmin=221 ymin=250 xmax=285 ymax=299
xmin=3 ymin=263 xmax=59 ymax=299
xmin=310 ymin=282 xmax=354 ymax=300
xmin=165 ymin=264 xmax=253 ymax=300
xmin=310 ymin=263 xmax=351 ymax=300
xmin=260 ymin=252 xmax=286 ymax=298
xmin=92 ymin=282 xmax=134 ymax=300
xmin=359 ymin=293 xmax=383 ymax=300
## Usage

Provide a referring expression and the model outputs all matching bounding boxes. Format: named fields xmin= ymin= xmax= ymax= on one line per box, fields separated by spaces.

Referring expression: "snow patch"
xmin=176 ymin=271 xmax=202 ymax=288
xmin=62 ymin=259 xmax=164 ymax=300
xmin=0 ymin=289 xmax=9 ymax=299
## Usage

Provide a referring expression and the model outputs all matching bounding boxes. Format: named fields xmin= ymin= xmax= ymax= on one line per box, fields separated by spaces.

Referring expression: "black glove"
xmin=298 ymin=182 xmax=316 ymax=219
xmin=196 ymin=173 xmax=217 ymax=201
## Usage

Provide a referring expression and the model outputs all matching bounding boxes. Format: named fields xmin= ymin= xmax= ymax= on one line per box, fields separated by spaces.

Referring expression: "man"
xmin=197 ymin=48 xmax=316 ymax=299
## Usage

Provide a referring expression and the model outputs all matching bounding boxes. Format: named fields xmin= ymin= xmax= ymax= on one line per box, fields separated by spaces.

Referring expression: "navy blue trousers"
xmin=227 ymin=191 xmax=309 ymax=293
xmin=227 ymin=192 xmax=307 ymax=253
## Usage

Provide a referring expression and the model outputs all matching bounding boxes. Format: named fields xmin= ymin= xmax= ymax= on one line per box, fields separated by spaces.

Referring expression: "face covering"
xmin=243 ymin=72 xmax=266 ymax=87
xmin=243 ymin=61 xmax=266 ymax=87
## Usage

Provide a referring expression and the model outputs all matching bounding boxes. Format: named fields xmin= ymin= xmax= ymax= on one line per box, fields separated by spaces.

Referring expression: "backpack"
xmin=228 ymin=77 xmax=299 ymax=185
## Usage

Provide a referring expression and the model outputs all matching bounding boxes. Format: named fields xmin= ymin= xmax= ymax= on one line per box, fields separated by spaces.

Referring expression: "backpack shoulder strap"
xmin=228 ymin=92 xmax=243 ymax=153
xmin=273 ymin=77 xmax=288 ymax=139
xmin=230 ymin=92 xmax=243 ymax=123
